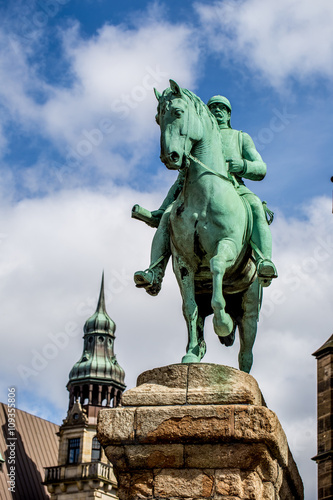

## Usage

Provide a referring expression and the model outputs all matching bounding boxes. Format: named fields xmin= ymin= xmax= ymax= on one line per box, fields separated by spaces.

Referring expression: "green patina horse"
xmin=155 ymin=80 xmax=262 ymax=373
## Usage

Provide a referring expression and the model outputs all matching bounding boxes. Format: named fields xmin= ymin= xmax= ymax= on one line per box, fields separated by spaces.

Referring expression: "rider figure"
xmin=134 ymin=95 xmax=277 ymax=294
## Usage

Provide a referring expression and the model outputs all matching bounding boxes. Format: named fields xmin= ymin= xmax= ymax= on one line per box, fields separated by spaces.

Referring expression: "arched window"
xmin=91 ymin=436 xmax=101 ymax=462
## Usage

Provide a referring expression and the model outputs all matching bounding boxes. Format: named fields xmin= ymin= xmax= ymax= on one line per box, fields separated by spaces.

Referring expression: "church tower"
xmin=44 ymin=274 xmax=126 ymax=499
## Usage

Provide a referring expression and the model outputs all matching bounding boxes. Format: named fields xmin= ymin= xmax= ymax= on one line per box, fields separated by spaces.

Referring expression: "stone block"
xmin=97 ymin=407 xmax=136 ymax=445
xmin=122 ymin=383 xmax=187 ymax=406
xmin=137 ymin=364 xmax=189 ymax=388
xmin=104 ymin=445 xmax=127 ymax=469
xmin=117 ymin=471 xmax=153 ymax=499
xmin=154 ymin=469 xmax=214 ymax=498
xmin=215 ymin=469 xmax=243 ymax=497
xmin=185 ymin=443 xmax=267 ymax=470
xmin=126 ymin=444 xmax=184 ymax=469
xmin=135 ymin=405 xmax=233 ymax=443
xmin=255 ymin=448 xmax=279 ymax=483
xmin=233 ymin=405 xmax=288 ymax=466
xmin=241 ymin=470 xmax=263 ymax=499
xmin=186 ymin=364 xmax=263 ymax=406
xmin=122 ymin=364 xmax=188 ymax=407
xmin=104 ymin=443 xmax=184 ymax=471
xmin=122 ymin=364 xmax=264 ymax=407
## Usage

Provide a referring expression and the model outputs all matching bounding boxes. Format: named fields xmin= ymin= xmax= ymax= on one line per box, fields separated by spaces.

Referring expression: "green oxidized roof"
xmin=68 ymin=273 xmax=125 ymax=388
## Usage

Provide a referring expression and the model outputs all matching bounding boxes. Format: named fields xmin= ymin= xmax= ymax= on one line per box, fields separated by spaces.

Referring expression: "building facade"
xmin=312 ymin=334 xmax=333 ymax=500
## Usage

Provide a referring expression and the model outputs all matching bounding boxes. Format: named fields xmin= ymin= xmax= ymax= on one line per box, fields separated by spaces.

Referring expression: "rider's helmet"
xmin=207 ymin=95 xmax=232 ymax=112
xmin=207 ymin=95 xmax=232 ymax=127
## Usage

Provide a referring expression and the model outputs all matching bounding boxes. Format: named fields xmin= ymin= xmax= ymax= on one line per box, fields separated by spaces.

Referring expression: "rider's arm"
xmin=240 ymin=133 xmax=267 ymax=181
xmin=158 ymin=169 xmax=186 ymax=212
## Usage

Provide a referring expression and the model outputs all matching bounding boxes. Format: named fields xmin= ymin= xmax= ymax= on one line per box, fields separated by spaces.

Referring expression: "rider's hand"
xmin=226 ymin=159 xmax=245 ymax=174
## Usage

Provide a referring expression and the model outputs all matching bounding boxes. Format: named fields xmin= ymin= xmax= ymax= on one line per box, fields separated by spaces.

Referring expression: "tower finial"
xmin=96 ymin=271 xmax=105 ymax=313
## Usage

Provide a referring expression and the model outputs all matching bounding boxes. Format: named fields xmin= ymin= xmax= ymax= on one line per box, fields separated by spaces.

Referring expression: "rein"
xmin=187 ymin=153 xmax=234 ymax=185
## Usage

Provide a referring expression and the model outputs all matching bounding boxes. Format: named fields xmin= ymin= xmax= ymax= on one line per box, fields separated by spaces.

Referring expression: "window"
xmin=68 ymin=438 xmax=80 ymax=464
xmin=91 ymin=436 xmax=101 ymax=462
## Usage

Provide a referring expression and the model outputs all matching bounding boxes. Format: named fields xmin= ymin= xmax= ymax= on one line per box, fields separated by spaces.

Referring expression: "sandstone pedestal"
xmin=97 ymin=364 xmax=303 ymax=499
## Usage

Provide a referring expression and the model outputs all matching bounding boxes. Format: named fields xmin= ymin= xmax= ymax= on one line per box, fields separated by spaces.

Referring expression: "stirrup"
xmin=257 ymin=259 xmax=278 ymax=279
xmin=134 ymin=269 xmax=155 ymax=288
xmin=257 ymin=259 xmax=278 ymax=287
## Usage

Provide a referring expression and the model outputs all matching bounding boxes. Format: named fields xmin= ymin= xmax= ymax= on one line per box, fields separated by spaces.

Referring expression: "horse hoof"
xmin=213 ymin=314 xmax=233 ymax=338
xmin=219 ymin=329 xmax=236 ymax=347
xmin=182 ymin=352 xmax=201 ymax=363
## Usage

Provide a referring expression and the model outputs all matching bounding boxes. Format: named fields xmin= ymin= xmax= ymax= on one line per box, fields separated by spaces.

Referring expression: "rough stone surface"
xmin=122 ymin=364 xmax=263 ymax=407
xmin=233 ymin=406 xmax=288 ymax=465
xmin=126 ymin=444 xmax=184 ymax=469
xmin=97 ymin=364 xmax=304 ymax=500
xmin=135 ymin=405 xmax=233 ymax=443
xmin=241 ymin=470 xmax=263 ymax=499
xmin=185 ymin=443 xmax=272 ymax=472
xmin=122 ymin=383 xmax=187 ymax=406
xmin=154 ymin=469 xmax=214 ymax=498
xmin=117 ymin=472 xmax=153 ymax=499
xmin=262 ymin=481 xmax=276 ymax=499
xmin=186 ymin=364 xmax=263 ymax=406
xmin=97 ymin=407 xmax=135 ymax=445
xmin=215 ymin=470 xmax=243 ymax=496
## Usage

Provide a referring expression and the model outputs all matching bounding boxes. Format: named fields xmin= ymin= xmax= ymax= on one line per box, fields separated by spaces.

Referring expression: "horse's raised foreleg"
xmin=210 ymin=239 xmax=237 ymax=338
xmin=238 ymin=279 xmax=261 ymax=373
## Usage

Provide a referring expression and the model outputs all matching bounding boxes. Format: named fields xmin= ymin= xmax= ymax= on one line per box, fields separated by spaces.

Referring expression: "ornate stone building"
xmin=44 ymin=274 xmax=126 ymax=499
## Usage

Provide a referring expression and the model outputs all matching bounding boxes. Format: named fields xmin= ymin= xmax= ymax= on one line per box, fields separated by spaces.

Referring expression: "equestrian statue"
xmin=132 ymin=80 xmax=277 ymax=373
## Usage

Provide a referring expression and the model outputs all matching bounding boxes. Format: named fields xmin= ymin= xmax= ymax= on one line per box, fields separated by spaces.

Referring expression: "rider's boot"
xmin=257 ymin=258 xmax=278 ymax=287
xmin=249 ymin=201 xmax=278 ymax=287
xmin=134 ymin=263 xmax=165 ymax=296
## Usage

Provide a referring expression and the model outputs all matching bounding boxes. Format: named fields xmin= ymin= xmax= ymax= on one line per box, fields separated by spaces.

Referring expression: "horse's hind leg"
xmin=238 ymin=279 xmax=261 ymax=373
xmin=210 ymin=239 xmax=236 ymax=337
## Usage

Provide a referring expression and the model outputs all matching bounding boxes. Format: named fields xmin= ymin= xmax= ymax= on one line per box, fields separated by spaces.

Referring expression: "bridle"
xmin=186 ymin=153 xmax=234 ymax=185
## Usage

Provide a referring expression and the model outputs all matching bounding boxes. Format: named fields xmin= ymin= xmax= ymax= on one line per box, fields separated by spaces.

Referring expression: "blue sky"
xmin=1 ymin=1 xmax=333 ymax=498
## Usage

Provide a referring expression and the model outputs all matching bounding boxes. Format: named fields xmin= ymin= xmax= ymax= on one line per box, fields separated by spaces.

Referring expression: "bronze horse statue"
xmin=153 ymin=80 xmax=262 ymax=373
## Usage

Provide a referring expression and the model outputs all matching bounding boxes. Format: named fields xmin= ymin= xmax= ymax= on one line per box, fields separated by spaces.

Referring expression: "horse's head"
xmin=155 ymin=80 xmax=203 ymax=170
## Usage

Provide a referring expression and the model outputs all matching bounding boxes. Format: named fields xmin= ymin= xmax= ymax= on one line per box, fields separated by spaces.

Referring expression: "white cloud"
xmin=195 ymin=0 xmax=333 ymax=88
xmin=0 ymin=13 xmax=200 ymax=191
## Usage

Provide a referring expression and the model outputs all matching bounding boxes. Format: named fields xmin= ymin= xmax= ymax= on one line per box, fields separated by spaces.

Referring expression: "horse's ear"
xmin=170 ymin=79 xmax=182 ymax=97
xmin=154 ymin=88 xmax=161 ymax=101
